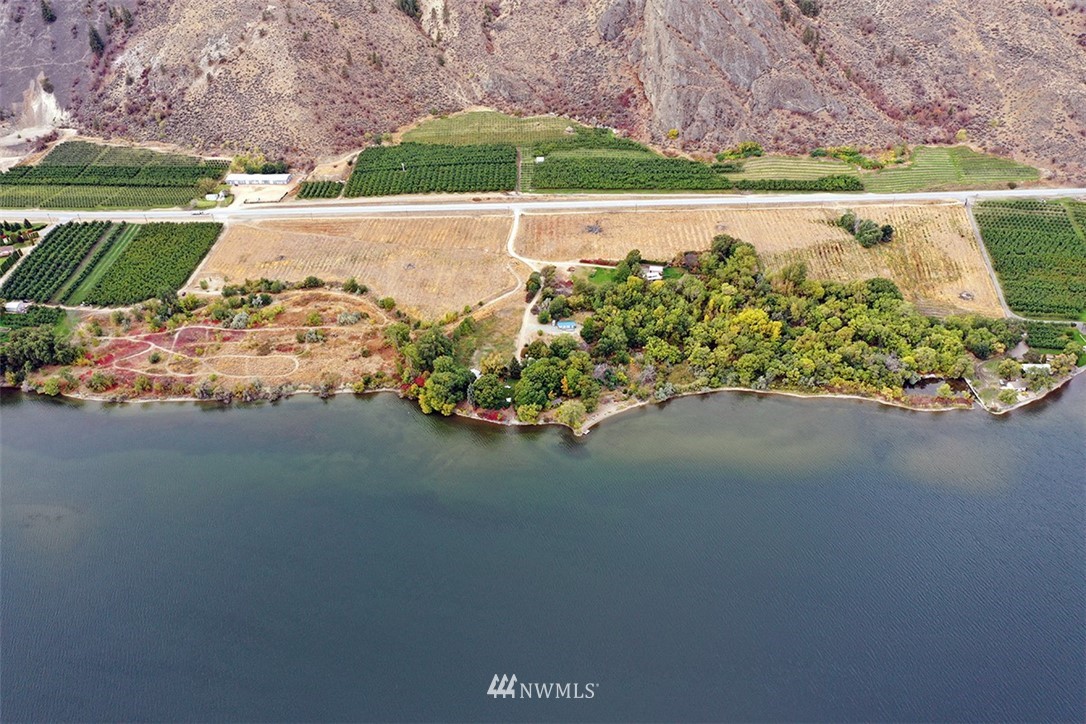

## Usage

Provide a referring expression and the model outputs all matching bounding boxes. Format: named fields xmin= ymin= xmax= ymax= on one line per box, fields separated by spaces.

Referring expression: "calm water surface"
xmin=2 ymin=381 xmax=1084 ymax=722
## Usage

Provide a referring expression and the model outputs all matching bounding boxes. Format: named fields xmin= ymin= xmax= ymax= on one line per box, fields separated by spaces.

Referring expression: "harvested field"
xmin=191 ymin=215 xmax=523 ymax=319
xmin=517 ymin=204 xmax=1003 ymax=317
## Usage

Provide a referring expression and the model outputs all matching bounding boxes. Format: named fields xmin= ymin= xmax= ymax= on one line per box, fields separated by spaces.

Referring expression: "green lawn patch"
xmin=588 ymin=266 xmax=622 ymax=285
xmin=588 ymin=265 xmax=682 ymax=284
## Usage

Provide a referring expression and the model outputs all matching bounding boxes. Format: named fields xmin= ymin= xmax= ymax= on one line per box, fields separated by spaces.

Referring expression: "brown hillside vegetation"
xmin=2 ymin=0 xmax=1083 ymax=180
xmin=516 ymin=204 xmax=1003 ymax=317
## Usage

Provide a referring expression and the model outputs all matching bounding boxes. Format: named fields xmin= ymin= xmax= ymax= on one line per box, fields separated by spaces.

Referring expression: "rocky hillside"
xmin=3 ymin=0 xmax=1085 ymax=178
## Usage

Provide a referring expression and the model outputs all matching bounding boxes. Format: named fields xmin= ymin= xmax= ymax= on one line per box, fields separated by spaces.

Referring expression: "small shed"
xmin=535 ymin=156 xmax=545 ymax=164
xmin=224 ymin=173 xmax=292 ymax=186
xmin=0 ymin=245 xmax=15 ymax=257
xmin=3 ymin=301 xmax=29 ymax=314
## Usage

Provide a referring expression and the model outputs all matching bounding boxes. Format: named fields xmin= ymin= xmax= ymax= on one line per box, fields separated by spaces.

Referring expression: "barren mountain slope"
xmin=3 ymin=0 xmax=1084 ymax=178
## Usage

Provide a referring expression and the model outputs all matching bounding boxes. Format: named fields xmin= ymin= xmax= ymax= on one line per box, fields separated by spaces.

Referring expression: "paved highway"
xmin=9 ymin=187 xmax=1086 ymax=224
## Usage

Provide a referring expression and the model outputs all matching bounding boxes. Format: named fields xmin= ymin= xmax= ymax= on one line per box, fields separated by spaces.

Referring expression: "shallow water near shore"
xmin=2 ymin=379 xmax=1084 ymax=721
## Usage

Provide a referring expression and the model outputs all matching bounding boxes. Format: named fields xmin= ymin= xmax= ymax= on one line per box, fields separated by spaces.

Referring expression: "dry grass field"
xmin=517 ymin=204 xmax=1003 ymax=317
xmin=190 ymin=215 xmax=522 ymax=318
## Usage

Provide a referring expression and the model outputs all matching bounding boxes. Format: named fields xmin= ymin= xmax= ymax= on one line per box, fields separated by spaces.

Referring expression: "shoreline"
xmin=10 ymin=365 xmax=1082 ymax=435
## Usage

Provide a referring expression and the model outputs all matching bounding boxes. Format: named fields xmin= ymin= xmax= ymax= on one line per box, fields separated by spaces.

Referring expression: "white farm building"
xmin=224 ymin=173 xmax=292 ymax=186
xmin=643 ymin=264 xmax=665 ymax=282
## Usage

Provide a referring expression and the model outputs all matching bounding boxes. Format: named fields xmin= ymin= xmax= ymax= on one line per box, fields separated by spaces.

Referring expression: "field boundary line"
xmin=964 ymin=200 xmax=1015 ymax=319
xmin=515 ymin=200 xmax=965 ymax=218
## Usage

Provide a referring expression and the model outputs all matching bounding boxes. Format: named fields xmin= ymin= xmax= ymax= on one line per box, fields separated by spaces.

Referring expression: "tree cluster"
xmin=838 ymin=211 xmax=894 ymax=247
xmin=417 ymin=233 xmax=1031 ymax=427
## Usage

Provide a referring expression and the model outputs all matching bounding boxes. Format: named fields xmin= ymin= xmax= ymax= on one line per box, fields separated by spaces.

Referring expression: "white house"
xmin=224 ymin=173 xmax=292 ymax=186
xmin=1021 ymin=363 xmax=1052 ymax=374
xmin=3 ymin=301 xmax=29 ymax=314
xmin=643 ymin=264 xmax=665 ymax=281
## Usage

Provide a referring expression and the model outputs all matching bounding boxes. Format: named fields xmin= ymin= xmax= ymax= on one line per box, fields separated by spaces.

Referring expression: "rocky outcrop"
xmin=2 ymin=0 xmax=1083 ymax=179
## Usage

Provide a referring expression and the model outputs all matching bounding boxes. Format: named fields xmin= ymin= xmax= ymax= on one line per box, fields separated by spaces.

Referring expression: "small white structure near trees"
xmin=643 ymin=264 xmax=665 ymax=281
xmin=3 ymin=301 xmax=29 ymax=314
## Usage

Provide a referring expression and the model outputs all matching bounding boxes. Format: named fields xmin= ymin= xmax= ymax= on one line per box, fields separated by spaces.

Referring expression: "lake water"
xmin=2 ymin=382 xmax=1084 ymax=721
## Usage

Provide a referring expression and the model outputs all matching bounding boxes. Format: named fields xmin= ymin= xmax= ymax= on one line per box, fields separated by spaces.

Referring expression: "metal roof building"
xmin=224 ymin=173 xmax=292 ymax=185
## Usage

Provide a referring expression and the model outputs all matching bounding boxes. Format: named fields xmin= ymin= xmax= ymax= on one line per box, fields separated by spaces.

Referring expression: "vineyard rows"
xmin=0 ymin=249 xmax=22 ymax=276
xmin=57 ymin=222 xmax=134 ymax=304
xmin=82 ymin=223 xmax=223 ymax=305
xmin=0 ymin=185 xmax=197 ymax=210
xmin=1023 ymin=320 xmax=1077 ymax=350
xmin=531 ymin=154 xmax=863 ymax=192
xmin=297 ymin=181 xmax=344 ymax=199
xmin=974 ymin=200 xmax=1086 ymax=319
xmin=344 ymin=143 xmax=516 ymax=196
xmin=0 ymin=165 xmax=223 ymax=188
xmin=0 ymin=141 xmax=227 ymax=209
xmin=724 ymin=155 xmax=856 ymax=181
xmin=0 ymin=222 xmax=111 ymax=302
xmin=0 ymin=305 xmax=65 ymax=335
xmin=38 ymin=141 xmax=228 ymax=170
xmin=864 ymin=146 xmax=1038 ymax=193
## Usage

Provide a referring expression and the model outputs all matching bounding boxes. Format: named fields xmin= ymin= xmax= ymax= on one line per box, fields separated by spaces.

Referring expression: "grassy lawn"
xmin=726 ymin=155 xmax=856 ymax=181
xmin=864 ymin=146 xmax=1038 ymax=193
xmin=1071 ymin=329 xmax=1086 ymax=365
xmin=64 ymin=223 xmax=140 ymax=305
xmin=403 ymin=111 xmax=579 ymax=146
xmin=588 ymin=265 xmax=682 ymax=284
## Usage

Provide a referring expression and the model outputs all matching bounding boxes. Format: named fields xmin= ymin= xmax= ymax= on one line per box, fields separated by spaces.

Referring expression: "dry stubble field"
xmin=190 ymin=215 xmax=522 ymax=318
xmin=516 ymin=204 xmax=1003 ymax=317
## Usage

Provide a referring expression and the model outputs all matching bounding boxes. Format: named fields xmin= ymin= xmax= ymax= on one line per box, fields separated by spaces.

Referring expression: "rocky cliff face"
xmin=617 ymin=0 xmax=1086 ymax=178
xmin=3 ymin=0 xmax=1084 ymax=179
